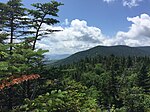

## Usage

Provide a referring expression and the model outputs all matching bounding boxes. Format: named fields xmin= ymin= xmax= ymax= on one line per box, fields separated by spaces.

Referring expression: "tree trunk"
xmin=8 ymin=88 xmax=12 ymax=110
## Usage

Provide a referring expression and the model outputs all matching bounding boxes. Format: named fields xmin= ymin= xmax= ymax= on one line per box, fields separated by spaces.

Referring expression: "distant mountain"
xmin=51 ymin=45 xmax=150 ymax=66
xmin=44 ymin=54 xmax=71 ymax=60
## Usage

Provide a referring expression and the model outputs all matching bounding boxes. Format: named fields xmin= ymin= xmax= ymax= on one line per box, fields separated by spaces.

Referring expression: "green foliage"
xmin=53 ymin=45 xmax=150 ymax=66
xmin=14 ymin=80 xmax=100 ymax=112
xmin=27 ymin=1 xmax=63 ymax=50
xmin=0 ymin=0 xmax=27 ymax=53
xmin=1 ymin=0 xmax=150 ymax=112
xmin=53 ymin=56 xmax=150 ymax=111
xmin=120 ymin=86 xmax=150 ymax=112
xmin=0 ymin=0 xmax=62 ymax=111
xmin=119 ymin=71 xmax=150 ymax=112
xmin=7 ymin=54 xmax=150 ymax=112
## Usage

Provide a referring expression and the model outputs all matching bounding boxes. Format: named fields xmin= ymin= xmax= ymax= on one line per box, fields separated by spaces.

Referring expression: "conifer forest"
xmin=0 ymin=0 xmax=150 ymax=112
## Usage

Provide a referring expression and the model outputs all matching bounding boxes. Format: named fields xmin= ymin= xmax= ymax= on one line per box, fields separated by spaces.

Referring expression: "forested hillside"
xmin=0 ymin=0 xmax=150 ymax=112
xmin=16 ymin=55 xmax=150 ymax=112
xmin=53 ymin=45 xmax=150 ymax=65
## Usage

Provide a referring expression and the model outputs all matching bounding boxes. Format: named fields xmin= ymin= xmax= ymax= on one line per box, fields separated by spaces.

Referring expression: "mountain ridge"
xmin=51 ymin=45 xmax=150 ymax=66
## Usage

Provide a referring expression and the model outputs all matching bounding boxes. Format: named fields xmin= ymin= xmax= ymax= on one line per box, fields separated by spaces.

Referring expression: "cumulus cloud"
xmin=37 ymin=19 xmax=105 ymax=54
xmin=114 ymin=13 xmax=150 ymax=46
xmin=37 ymin=14 xmax=150 ymax=55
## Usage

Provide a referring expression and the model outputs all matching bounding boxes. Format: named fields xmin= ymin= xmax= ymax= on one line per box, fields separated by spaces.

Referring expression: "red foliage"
xmin=0 ymin=74 xmax=40 ymax=90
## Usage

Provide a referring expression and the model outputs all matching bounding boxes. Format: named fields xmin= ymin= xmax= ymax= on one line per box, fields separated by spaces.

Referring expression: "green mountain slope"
xmin=52 ymin=45 xmax=150 ymax=65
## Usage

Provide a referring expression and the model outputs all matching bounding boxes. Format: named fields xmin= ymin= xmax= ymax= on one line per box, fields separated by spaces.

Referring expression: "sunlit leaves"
xmin=14 ymin=80 xmax=99 ymax=112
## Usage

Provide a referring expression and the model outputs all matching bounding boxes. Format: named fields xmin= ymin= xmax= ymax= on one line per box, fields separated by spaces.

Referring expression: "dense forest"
xmin=52 ymin=45 xmax=150 ymax=66
xmin=0 ymin=0 xmax=150 ymax=112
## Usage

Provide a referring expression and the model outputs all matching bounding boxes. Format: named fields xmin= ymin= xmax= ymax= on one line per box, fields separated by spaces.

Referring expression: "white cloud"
xmin=61 ymin=19 xmax=69 ymax=26
xmin=65 ymin=19 xmax=69 ymax=26
xmin=123 ymin=0 xmax=143 ymax=8
xmin=113 ymin=13 xmax=150 ymax=46
xmin=37 ymin=19 xmax=105 ymax=54
xmin=104 ymin=0 xmax=143 ymax=7
xmin=37 ymin=14 xmax=150 ymax=55
xmin=103 ymin=0 xmax=116 ymax=3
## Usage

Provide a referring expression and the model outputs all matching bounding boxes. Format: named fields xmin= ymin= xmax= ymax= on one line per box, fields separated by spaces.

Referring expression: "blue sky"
xmin=3 ymin=0 xmax=150 ymax=35
xmin=20 ymin=0 xmax=150 ymax=35
xmin=2 ymin=0 xmax=150 ymax=54
xmin=57 ymin=0 xmax=150 ymax=36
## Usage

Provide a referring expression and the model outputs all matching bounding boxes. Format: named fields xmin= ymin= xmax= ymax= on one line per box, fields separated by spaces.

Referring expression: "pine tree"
xmin=137 ymin=63 xmax=150 ymax=93
xmin=0 ymin=0 xmax=62 ymax=110
xmin=0 ymin=0 xmax=27 ymax=53
xmin=26 ymin=1 xmax=63 ymax=50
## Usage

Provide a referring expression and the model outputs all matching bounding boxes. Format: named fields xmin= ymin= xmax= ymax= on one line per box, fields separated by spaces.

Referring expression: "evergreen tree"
xmin=0 ymin=0 xmax=60 ymax=110
xmin=26 ymin=1 xmax=63 ymax=50
xmin=0 ymin=0 xmax=27 ymax=53
xmin=137 ymin=63 xmax=150 ymax=92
